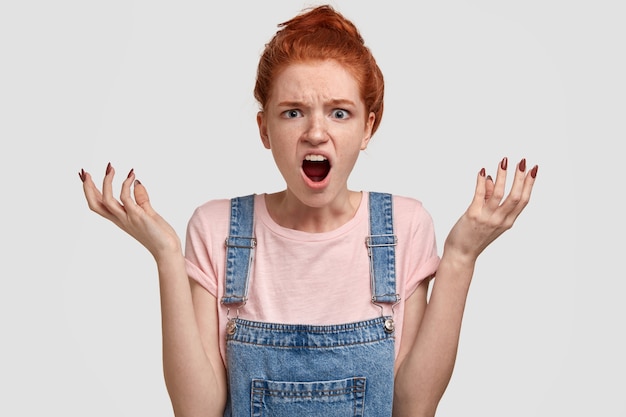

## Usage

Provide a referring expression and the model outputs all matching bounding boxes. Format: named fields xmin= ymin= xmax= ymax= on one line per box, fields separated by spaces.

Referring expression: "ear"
xmin=257 ymin=111 xmax=271 ymax=149
xmin=360 ymin=112 xmax=375 ymax=150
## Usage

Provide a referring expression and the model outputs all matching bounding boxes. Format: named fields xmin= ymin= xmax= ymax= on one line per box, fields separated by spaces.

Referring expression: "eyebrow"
xmin=276 ymin=98 xmax=357 ymax=108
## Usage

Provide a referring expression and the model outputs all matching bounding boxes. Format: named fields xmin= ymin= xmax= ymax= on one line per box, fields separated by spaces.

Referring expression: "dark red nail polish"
xmin=519 ymin=158 xmax=526 ymax=172
xmin=106 ymin=162 xmax=112 ymax=175
xmin=530 ymin=165 xmax=538 ymax=178
xmin=127 ymin=168 xmax=134 ymax=179
xmin=479 ymin=168 xmax=486 ymax=177
xmin=486 ymin=175 xmax=493 ymax=182
xmin=500 ymin=157 xmax=508 ymax=170
xmin=135 ymin=180 xmax=142 ymax=185
xmin=78 ymin=169 xmax=85 ymax=182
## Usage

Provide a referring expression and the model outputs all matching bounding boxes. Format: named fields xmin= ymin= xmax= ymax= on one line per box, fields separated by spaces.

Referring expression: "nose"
xmin=303 ymin=112 xmax=328 ymax=146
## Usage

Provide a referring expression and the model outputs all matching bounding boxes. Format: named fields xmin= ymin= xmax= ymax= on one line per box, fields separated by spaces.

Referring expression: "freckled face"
xmin=257 ymin=60 xmax=375 ymax=208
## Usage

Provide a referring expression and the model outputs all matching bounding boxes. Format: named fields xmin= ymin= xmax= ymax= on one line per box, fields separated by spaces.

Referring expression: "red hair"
xmin=254 ymin=5 xmax=385 ymax=135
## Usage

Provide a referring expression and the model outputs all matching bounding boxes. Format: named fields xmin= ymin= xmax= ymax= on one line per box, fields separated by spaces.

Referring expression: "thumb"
xmin=133 ymin=180 xmax=153 ymax=211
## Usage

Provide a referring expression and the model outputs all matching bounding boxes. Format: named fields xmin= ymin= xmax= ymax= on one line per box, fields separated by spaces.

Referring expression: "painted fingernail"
xmin=78 ymin=169 xmax=86 ymax=182
xmin=480 ymin=167 xmax=486 ymax=177
xmin=530 ymin=165 xmax=539 ymax=178
xmin=519 ymin=158 xmax=526 ymax=172
xmin=127 ymin=168 xmax=134 ymax=179
xmin=135 ymin=180 xmax=142 ymax=185
xmin=500 ymin=157 xmax=508 ymax=170
xmin=106 ymin=162 xmax=112 ymax=175
xmin=486 ymin=175 xmax=493 ymax=182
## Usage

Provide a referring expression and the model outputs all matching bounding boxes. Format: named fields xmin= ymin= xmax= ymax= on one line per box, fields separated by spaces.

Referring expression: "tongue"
xmin=302 ymin=160 xmax=330 ymax=182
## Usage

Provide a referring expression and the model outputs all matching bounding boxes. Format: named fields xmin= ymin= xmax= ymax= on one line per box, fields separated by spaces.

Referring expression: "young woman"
xmin=79 ymin=5 xmax=538 ymax=416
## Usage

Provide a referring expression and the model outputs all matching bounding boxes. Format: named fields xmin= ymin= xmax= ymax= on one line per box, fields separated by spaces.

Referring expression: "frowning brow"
xmin=276 ymin=99 xmax=357 ymax=108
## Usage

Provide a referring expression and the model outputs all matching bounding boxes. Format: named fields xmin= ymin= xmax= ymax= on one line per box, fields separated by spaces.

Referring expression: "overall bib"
xmin=222 ymin=193 xmax=399 ymax=417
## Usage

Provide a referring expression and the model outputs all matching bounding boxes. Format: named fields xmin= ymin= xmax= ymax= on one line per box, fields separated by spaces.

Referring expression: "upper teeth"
xmin=305 ymin=155 xmax=327 ymax=162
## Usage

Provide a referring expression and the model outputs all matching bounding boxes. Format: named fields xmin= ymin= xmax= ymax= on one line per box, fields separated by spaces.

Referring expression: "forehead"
xmin=270 ymin=60 xmax=362 ymax=103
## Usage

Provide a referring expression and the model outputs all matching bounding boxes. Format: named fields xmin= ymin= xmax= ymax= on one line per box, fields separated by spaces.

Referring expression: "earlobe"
xmin=257 ymin=111 xmax=271 ymax=149
xmin=361 ymin=112 xmax=375 ymax=150
xmin=361 ymin=135 xmax=371 ymax=151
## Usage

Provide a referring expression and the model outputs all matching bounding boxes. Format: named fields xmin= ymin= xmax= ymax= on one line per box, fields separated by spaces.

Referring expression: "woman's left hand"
xmin=444 ymin=157 xmax=538 ymax=266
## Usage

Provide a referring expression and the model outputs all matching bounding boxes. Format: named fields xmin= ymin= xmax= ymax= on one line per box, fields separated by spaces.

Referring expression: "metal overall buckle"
xmin=372 ymin=295 xmax=401 ymax=334
xmin=224 ymin=300 xmax=246 ymax=335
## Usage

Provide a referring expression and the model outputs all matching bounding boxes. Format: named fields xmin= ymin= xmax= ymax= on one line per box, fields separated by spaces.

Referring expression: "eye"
xmin=332 ymin=109 xmax=350 ymax=119
xmin=283 ymin=109 xmax=302 ymax=118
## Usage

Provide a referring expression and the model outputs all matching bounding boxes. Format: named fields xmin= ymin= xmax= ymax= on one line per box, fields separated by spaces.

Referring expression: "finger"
xmin=80 ymin=170 xmax=125 ymax=227
xmin=469 ymin=167 xmax=487 ymax=209
xmin=100 ymin=162 xmax=126 ymax=218
xmin=500 ymin=159 xmax=529 ymax=210
xmin=119 ymin=169 xmax=155 ymax=215
xmin=485 ymin=157 xmax=508 ymax=210
xmin=521 ymin=165 xmax=539 ymax=205
xmin=484 ymin=174 xmax=495 ymax=201
xmin=500 ymin=160 xmax=538 ymax=225
xmin=119 ymin=168 xmax=137 ymax=208
xmin=513 ymin=163 xmax=538 ymax=213
xmin=81 ymin=170 xmax=105 ymax=212
xmin=467 ymin=168 xmax=486 ymax=216
xmin=133 ymin=179 xmax=153 ymax=211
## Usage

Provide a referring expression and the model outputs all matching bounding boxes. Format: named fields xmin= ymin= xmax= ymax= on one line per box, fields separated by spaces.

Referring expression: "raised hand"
xmin=444 ymin=157 xmax=538 ymax=265
xmin=79 ymin=163 xmax=182 ymax=260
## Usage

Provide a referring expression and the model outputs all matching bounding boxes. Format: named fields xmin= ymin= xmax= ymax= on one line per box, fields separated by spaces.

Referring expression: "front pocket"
xmin=251 ymin=377 xmax=366 ymax=417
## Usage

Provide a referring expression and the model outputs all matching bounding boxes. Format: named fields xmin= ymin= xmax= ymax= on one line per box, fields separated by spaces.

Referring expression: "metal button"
xmin=384 ymin=318 xmax=395 ymax=333
xmin=226 ymin=319 xmax=237 ymax=335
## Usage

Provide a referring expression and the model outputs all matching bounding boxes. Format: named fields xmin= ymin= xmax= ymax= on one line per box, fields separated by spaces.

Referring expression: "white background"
xmin=1 ymin=0 xmax=624 ymax=415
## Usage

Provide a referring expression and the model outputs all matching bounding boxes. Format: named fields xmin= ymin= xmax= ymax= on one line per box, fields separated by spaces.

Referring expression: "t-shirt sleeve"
xmin=184 ymin=199 xmax=230 ymax=297
xmin=395 ymin=196 xmax=441 ymax=298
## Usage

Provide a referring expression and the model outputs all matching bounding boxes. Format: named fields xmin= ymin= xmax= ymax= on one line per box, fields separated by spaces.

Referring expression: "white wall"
xmin=1 ymin=0 xmax=623 ymax=415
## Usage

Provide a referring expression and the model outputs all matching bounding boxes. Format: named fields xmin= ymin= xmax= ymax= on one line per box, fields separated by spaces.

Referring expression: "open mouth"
xmin=302 ymin=154 xmax=330 ymax=182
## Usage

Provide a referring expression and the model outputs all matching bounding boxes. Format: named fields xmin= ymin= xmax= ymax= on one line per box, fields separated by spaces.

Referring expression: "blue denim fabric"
xmin=222 ymin=194 xmax=256 ymax=305
xmin=367 ymin=192 xmax=399 ymax=305
xmin=222 ymin=193 xmax=398 ymax=416
xmin=226 ymin=318 xmax=394 ymax=416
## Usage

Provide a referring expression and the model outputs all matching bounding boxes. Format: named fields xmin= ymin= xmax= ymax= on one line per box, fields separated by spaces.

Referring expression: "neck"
xmin=265 ymin=190 xmax=362 ymax=233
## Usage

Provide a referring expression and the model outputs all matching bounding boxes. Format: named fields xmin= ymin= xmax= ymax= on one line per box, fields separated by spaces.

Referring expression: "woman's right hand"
xmin=79 ymin=162 xmax=182 ymax=261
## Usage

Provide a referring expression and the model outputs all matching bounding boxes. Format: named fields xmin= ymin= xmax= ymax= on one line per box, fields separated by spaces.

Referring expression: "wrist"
xmin=439 ymin=244 xmax=478 ymax=277
xmin=442 ymin=244 xmax=477 ymax=267
xmin=152 ymin=243 xmax=184 ymax=266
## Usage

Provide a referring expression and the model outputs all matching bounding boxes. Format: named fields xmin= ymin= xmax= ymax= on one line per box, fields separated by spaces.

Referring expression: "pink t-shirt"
xmin=185 ymin=192 xmax=440 ymax=364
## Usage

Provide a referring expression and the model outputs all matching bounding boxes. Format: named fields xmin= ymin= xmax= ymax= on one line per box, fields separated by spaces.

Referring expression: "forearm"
xmin=156 ymin=252 xmax=226 ymax=416
xmin=393 ymin=158 xmax=536 ymax=415
xmin=393 ymin=252 xmax=475 ymax=417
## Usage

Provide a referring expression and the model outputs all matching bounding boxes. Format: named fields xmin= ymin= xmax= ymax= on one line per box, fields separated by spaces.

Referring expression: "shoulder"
xmin=366 ymin=192 xmax=433 ymax=222
xmin=186 ymin=197 xmax=236 ymax=235
xmin=390 ymin=193 xmax=425 ymax=210
xmin=190 ymin=197 xmax=231 ymax=219
xmin=391 ymin=194 xmax=431 ymax=218
xmin=365 ymin=191 xmax=435 ymax=231
xmin=391 ymin=195 xmax=437 ymax=247
xmin=377 ymin=193 xmax=436 ymax=232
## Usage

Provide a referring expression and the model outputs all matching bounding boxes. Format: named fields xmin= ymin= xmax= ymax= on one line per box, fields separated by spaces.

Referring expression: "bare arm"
xmin=80 ymin=164 xmax=226 ymax=416
xmin=158 ymin=255 xmax=227 ymax=416
xmin=393 ymin=158 xmax=538 ymax=417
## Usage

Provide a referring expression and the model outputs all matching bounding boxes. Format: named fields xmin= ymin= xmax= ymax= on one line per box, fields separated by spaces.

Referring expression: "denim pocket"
xmin=251 ymin=377 xmax=366 ymax=417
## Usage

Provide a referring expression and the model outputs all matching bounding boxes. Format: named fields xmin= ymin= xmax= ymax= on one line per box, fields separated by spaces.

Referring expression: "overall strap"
xmin=366 ymin=192 xmax=399 ymax=306
xmin=222 ymin=194 xmax=256 ymax=306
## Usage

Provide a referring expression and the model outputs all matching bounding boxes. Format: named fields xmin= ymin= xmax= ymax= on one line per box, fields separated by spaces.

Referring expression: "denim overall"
xmin=222 ymin=193 xmax=399 ymax=416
